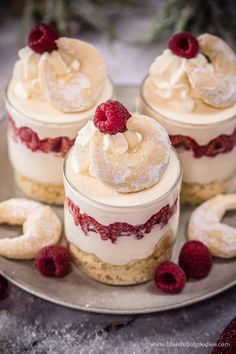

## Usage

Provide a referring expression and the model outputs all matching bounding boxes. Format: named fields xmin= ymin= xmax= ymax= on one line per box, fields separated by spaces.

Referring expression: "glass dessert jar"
xmin=5 ymin=24 xmax=114 ymax=204
xmin=138 ymin=79 xmax=236 ymax=205
xmin=138 ymin=32 xmax=236 ymax=204
xmin=63 ymin=100 xmax=182 ymax=285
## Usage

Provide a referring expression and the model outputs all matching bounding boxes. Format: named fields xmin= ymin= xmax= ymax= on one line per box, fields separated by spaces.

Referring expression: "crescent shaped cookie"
xmin=186 ymin=33 xmax=236 ymax=108
xmin=0 ymin=198 xmax=62 ymax=259
xmin=39 ymin=38 xmax=107 ymax=112
xmin=90 ymin=115 xmax=171 ymax=193
xmin=188 ymin=194 xmax=236 ymax=258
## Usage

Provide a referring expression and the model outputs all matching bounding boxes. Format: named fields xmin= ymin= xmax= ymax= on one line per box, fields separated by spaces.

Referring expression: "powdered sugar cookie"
xmin=90 ymin=114 xmax=171 ymax=193
xmin=39 ymin=38 xmax=107 ymax=112
xmin=186 ymin=34 xmax=236 ymax=108
xmin=188 ymin=194 xmax=236 ymax=258
xmin=0 ymin=198 xmax=61 ymax=259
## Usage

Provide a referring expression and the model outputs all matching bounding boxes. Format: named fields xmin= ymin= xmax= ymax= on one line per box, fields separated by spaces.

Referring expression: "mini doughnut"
xmin=90 ymin=115 xmax=171 ymax=193
xmin=39 ymin=38 xmax=107 ymax=112
xmin=186 ymin=34 xmax=236 ymax=108
xmin=0 ymin=198 xmax=62 ymax=259
xmin=188 ymin=194 xmax=236 ymax=258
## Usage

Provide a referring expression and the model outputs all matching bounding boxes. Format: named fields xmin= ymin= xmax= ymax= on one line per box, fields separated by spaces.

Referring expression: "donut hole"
xmin=222 ymin=210 xmax=236 ymax=228
xmin=0 ymin=224 xmax=22 ymax=240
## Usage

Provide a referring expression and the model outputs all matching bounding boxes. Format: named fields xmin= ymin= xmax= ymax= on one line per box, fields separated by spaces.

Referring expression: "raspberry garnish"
xmin=18 ymin=127 xmax=40 ymax=151
xmin=28 ymin=23 xmax=58 ymax=54
xmin=179 ymin=240 xmax=212 ymax=279
xmin=212 ymin=316 xmax=236 ymax=354
xmin=94 ymin=99 xmax=131 ymax=135
xmin=168 ymin=32 xmax=199 ymax=59
xmin=0 ymin=275 xmax=8 ymax=300
xmin=154 ymin=261 xmax=186 ymax=294
xmin=35 ymin=245 xmax=71 ymax=277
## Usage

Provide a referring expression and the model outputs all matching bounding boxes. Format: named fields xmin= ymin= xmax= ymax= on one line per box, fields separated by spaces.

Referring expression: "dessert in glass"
xmin=63 ymin=99 xmax=182 ymax=285
xmin=5 ymin=24 xmax=114 ymax=204
xmin=138 ymin=32 xmax=236 ymax=204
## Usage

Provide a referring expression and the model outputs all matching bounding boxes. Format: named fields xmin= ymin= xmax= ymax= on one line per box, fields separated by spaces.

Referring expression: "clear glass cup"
xmin=138 ymin=77 xmax=236 ymax=205
xmin=5 ymin=81 xmax=115 ymax=205
xmin=63 ymin=148 xmax=182 ymax=285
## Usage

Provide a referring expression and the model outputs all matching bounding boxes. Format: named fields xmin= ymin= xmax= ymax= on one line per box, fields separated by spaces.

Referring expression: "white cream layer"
xmin=66 ymin=149 xmax=180 ymax=207
xmin=8 ymin=135 xmax=63 ymax=185
xmin=65 ymin=208 xmax=175 ymax=265
xmin=142 ymin=77 xmax=236 ymax=125
xmin=7 ymin=78 xmax=113 ymax=124
xmin=179 ymin=148 xmax=236 ymax=184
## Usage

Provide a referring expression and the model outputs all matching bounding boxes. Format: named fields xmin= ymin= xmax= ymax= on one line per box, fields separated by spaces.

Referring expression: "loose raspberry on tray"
xmin=179 ymin=240 xmax=212 ymax=279
xmin=94 ymin=99 xmax=131 ymax=135
xmin=28 ymin=23 xmax=59 ymax=54
xmin=155 ymin=261 xmax=186 ymax=294
xmin=35 ymin=245 xmax=71 ymax=278
xmin=168 ymin=32 xmax=199 ymax=59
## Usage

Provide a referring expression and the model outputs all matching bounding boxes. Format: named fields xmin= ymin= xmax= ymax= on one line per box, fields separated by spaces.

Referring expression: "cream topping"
xmin=71 ymin=120 xmax=143 ymax=174
xmin=13 ymin=46 xmax=80 ymax=99
xmin=149 ymin=49 xmax=213 ymax=112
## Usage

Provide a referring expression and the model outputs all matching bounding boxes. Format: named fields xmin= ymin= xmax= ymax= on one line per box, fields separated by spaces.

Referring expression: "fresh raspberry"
xmin=18 ymin=127 xmax=40 ymax=151
xmin=94 ymin=99 xmax=131 ymax=135
xmin=179 ymin=240 xmax=212 ymax=279
xmin=0 ymin=275 xmax=8 ymax=300
xmin=35 ymin=245 xmax=71 ymax=277
xmin=28 ymin=23 xmax=58 ymax=54
xmin=155 ymin=261 xmax=186 ymax=294
xmin=168 ymin=32 xmax=199 ymax=59
xmin=212 ymin=317 xmax=236 ymax=354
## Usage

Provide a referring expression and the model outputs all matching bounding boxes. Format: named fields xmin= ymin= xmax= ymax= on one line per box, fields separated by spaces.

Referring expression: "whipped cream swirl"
xmin=149 ymin=49 xmax=214 ymax=112
xmin=71 ymin=121 xmax=142 ymax=174
xmin=13 ymin=46 xmax=80 ymax=99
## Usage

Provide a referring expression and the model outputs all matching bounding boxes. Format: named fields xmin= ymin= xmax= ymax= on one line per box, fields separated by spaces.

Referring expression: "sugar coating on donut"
xmin=0 ymin=198 xmax=62 ymax=259
xmin=39 ymin=38 xmax=107 ymax=112
xmin=188 ymin=194 xmax=236 ymax=258
xmin=186 ymin=33 xmax=236 ymax=108
xmin=90 ymin=114 xmax=171 ymax=193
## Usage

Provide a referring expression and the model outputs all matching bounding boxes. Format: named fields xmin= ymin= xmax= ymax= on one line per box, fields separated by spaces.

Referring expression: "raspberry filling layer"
xmin=170 ymin=128 xmax=236 ymax=158
xmin=8 ymin=116 xmax=75 ymax=157
xmin=66 ymin=197 xmax=178 ymax=243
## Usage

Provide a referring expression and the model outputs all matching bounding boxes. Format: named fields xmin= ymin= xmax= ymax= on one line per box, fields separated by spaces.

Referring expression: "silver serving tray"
xmin=0 ymin=85 xmax=235 ymax=314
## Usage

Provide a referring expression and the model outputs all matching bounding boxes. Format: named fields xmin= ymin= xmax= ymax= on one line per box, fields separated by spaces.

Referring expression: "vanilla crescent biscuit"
xmin=186 ymin=33 xmax=236 ymax=108
xmin=0 ymin=198 xmax=62 ymax=259
xmin=188 ymin=194 xmax=236 ymax=258
xmin=90 ymin=115 xmax=171 ymax=193
xmin=39 ymin=38 xmax=107 ymax=112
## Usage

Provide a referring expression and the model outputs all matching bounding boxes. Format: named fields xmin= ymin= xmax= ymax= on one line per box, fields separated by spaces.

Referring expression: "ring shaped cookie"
xmin=186 ymin=33 xmax=236 ymax=108
xmin=90 ymin=115 xmax=171 ymax=193
xmin=39 ymin=38 xmax=107 ymax=112
xmin=188 ymin=194 xmax=236 ymax=258
xmin=0 ymin=199 xmax=61 ymax=259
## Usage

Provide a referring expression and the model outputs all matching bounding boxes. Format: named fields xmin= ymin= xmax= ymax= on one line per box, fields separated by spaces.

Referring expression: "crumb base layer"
xmin=68 ymin=233 xmax=173 ymax=285
xmin=14 ymin=170 xmax=64 ymax=205
xmin=181 ymin=172 xmax=236 ymax=205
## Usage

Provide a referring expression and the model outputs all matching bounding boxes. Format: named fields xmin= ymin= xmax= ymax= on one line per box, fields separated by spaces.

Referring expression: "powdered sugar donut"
xmin=39 ymin=38 xmax=107 ymax=112
xmin=188 ymin=194 xmax=236 ymax=258
xmin=90 ymin=115 xmax=171 ymax=193
xmin=186 ymin=34 xmax=236 ymax=108
xmin=0 ymin=198 xmax=61 ymax=259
